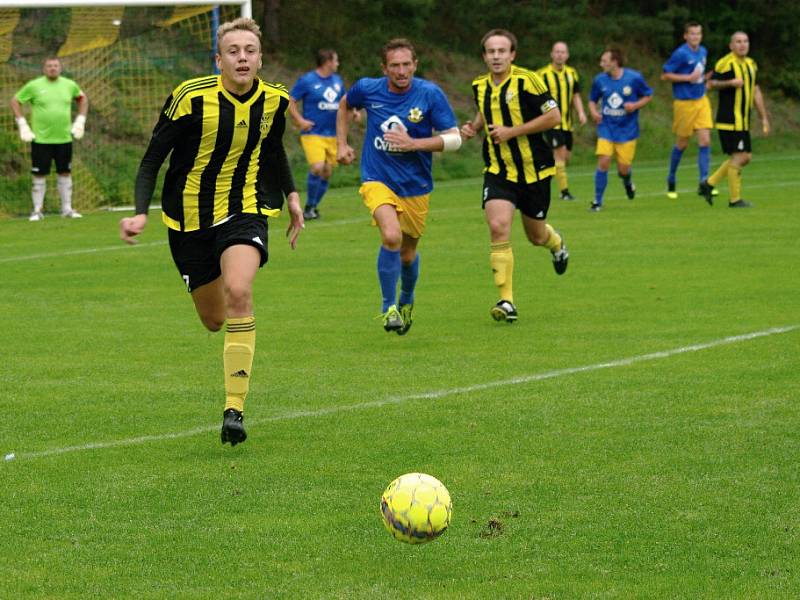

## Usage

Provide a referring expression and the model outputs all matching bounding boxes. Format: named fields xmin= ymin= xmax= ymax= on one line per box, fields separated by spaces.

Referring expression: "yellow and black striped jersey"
xmin=712 ymin=53 xmax=758 ymax=131
xmin=471 ymin=65 xmax=558 ymax=185
xmin=135 ymin=75 xmax=294 ymax=231
xmin=536 ymin=63 xmax=581 ymax=131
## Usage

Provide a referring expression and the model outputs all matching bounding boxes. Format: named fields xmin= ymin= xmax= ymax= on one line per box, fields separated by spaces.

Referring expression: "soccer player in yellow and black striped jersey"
xmin=119 ymin=18 xmax=304 ymax=446
xmin=701 ymin=31 xmax=770 ymax=208
xmin=537 ymin=42 xmax=587 ymax=200
xmin=461 ymin=29 xmax=569 ymax=324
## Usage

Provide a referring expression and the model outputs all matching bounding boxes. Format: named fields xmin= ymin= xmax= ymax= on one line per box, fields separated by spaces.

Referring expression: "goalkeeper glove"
xmin=71 ymin=114 xmax=86 ymax=139
xmin=16 ymin=117 xmax=35 ymax=142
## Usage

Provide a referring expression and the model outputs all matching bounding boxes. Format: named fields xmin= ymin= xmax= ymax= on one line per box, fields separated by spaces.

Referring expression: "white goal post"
xmin=0 ymin=1 xmax=252 ymax=19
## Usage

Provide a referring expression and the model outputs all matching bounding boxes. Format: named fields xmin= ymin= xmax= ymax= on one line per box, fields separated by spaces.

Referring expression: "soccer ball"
xmin=380 ymin=472 xmax=452 ymax=544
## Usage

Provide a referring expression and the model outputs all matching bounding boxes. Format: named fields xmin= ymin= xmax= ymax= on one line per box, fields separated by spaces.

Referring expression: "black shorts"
xmin=168 ymin=213 xmax=269 ymax=292
xmin=718 ymin=130 xmax=751 ymax=155
xmin=31 ymin=142 xmax=72 ymax=176
xmin=482 ymin=172 xmax=552 ymax=220
xmin=544 ymin=130 xmax=573 ymax=151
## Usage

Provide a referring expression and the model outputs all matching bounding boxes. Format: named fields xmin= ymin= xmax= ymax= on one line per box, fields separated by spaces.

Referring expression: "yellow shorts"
xmin=359 ymin=181 xmax=429 ymax=239
xmin=672 ymin=97 xmax=713 ymax=137
xmin=300 ymin=135 xmax=338 ymax=166
xmin=596 ymin=138 xmax=637 ymax=165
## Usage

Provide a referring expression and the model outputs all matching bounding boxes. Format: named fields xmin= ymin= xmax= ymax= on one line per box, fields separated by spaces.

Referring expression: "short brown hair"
xmin=603 ymin=45 xmax=625 ymax=67
xmin=684 ymin=21 xmax=702 ymax=33
xmin=381 ymin=38 xmax=416 ymax=64
xmin=481 ymin=29 xmax=517 ymax=53
xmin=316 ymin=48 xmax=337 ymax=67
xmin=217 ymin=17 xmax=261 ymax=50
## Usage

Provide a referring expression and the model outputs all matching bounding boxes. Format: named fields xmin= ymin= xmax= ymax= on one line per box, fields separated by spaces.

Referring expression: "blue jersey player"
xmin=336 ymin=38 xmax=460 ymax=335
xmin=289 ymin=49 xmax=354 ymax=220
xmin=661 ymin=22 xmax=714 ymax=199
xmin=588 ymin=46 xmax=653 ymax=211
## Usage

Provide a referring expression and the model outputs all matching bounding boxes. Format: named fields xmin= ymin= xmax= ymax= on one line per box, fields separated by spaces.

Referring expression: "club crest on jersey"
xmin=505 ymin=89 xmax=515 ymax=103
xmin=260 ymin=113 xmax=273 ymax=133
xmin=407 ymin=107 xmax=423 ymax=123
xmin=622 ymin=85 xmax=632 ymax=96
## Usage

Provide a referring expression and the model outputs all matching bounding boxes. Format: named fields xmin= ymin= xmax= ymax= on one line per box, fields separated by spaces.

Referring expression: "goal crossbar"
xmin=0 ymin=1 xmax=252 ymax=18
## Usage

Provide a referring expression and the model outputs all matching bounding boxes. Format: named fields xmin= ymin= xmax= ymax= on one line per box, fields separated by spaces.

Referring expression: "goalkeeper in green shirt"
xmin=10 ymin=57 xmax=89 ymax=221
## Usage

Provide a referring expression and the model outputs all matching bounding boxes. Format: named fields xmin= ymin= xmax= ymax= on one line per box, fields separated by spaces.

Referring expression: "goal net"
xmin=0 ymin=2 xmax=248 ymax=217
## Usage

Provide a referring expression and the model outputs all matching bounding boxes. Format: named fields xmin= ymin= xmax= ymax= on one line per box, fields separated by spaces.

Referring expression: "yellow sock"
xmin=727 ymin=165 xmax=742 ymax=201
xmin=543 ymin=224 xmax=562 ymax=252
xmin=555 ymin=161 xmax=568 ymax=192
xmin=490 ymin=241 xmax=514 ymax=302
xmin=708 ymin=159 xmax=729 ymax=187
xmin=223 ymin=316 xmax=256 ymax=413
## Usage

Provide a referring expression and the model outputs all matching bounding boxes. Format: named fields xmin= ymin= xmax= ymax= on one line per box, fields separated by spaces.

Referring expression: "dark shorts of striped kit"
xmin=168 ymin=212 xmax=268 ymax=292
xmin=482 ymin=172 xmax=552 ymax=220
xmin=543 ymin=129 xmax=573 ymax=151
xmin=718 ymin=130 xmax=751 ymax=155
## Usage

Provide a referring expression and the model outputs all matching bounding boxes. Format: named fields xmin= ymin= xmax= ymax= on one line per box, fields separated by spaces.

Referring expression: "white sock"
xmin=57 ymin=174 xmax=73 ymax=214
xmin=32 ymin=177 xmax=46 ymax=213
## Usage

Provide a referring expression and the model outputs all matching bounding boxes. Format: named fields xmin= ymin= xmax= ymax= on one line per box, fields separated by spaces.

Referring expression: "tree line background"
xmin=254 ymin=0 xmax=800 ymax=98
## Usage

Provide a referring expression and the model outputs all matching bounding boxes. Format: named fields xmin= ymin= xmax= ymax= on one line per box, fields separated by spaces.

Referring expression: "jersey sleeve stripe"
xmin=166 ymin=77 xmax=219 ymax=119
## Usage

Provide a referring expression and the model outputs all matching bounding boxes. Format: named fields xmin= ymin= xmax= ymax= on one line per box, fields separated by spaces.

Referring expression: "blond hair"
xmin=217 ymin=17 xmax=262 ymax=50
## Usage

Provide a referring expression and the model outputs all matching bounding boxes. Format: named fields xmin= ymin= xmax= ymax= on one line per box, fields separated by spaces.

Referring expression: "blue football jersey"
xmin=663 ymin=43 xmax=708 ymax=100
xmin=346 ymin=76 xmax=457 ymax=197
xmin=289 ymin=70 xmax=345 ymax=137
xmin=590 ymin=68 xmax=653 ymax=142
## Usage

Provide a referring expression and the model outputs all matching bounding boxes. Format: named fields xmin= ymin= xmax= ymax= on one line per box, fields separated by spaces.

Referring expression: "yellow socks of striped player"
xmin=490 ymin=241 xmax=514 ymax=302
xmin=727 ymin=164 xmax=742 ymax=201
xmin=555 ymin=161 xmax=568 ymax=192
xmin=543 ymin=224 xmax=562 ymax=252
xmin=708 ymin=159 xmax=730 ymax=187
xmin=223 ymin=316 xmax=256 ymax=413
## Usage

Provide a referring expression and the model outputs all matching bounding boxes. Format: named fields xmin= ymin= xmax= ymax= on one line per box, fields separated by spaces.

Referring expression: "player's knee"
xmin=223 ymin=283 xmax=253 ymax=314
xmin=739 ymin=153 xmax=752 ymax=166
xmin=380 ymin=229 xmax=403 ymax=250
xmin=200 ymin=314 xmax=225 ymax=332
xmin=486 ymin=217 xmax=510 ymax=239
xmin=400 ymin=247 xmax=417 ymax=264
xmin=527 ymin=230 xmax=548 ymax=246
xmin=310 ymin=162 xmax=325 ymax=177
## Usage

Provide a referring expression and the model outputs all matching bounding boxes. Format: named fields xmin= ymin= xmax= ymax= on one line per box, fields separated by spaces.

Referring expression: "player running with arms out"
xmin=661 ymin=21 xmax=715 ymax=200
xmin=336 ymin=38 xmax=460 ymax=335
xmin=537 ymin=41 xmax=587 ymax=201
xmin=701 ymin=31 xmax=769 ymax=208
xmin=588 ymin=46 xmax=653 ymax=211
xmin=119 ymin=18 xmax=303 ymax=446
xmin=461 ymin=29 xmax=568 ymax=324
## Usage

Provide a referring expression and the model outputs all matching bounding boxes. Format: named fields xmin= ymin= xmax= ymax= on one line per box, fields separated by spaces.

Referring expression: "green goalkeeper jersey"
xmin=15 ymin=76 xmax=82 ymax=144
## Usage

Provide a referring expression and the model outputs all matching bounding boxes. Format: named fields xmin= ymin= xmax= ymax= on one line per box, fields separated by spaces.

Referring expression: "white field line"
xmin=3 ymin=177 xmax=799 ymax=265
xmin=0 ymin=240 xmax=168 ymax=264
xmin=4 ymin=324 xmax=796 ymax=464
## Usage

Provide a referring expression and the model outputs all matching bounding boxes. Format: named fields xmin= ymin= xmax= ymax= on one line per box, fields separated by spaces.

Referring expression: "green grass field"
xmin=1 ymin=154 xmax=799 ymax=598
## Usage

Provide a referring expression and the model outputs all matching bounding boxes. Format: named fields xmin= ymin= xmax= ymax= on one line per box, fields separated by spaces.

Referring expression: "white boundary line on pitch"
xmin=4 ymin=324 xmax=797 ymax=464
xmin=3 ymin=176 xmax=800 ymax=265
